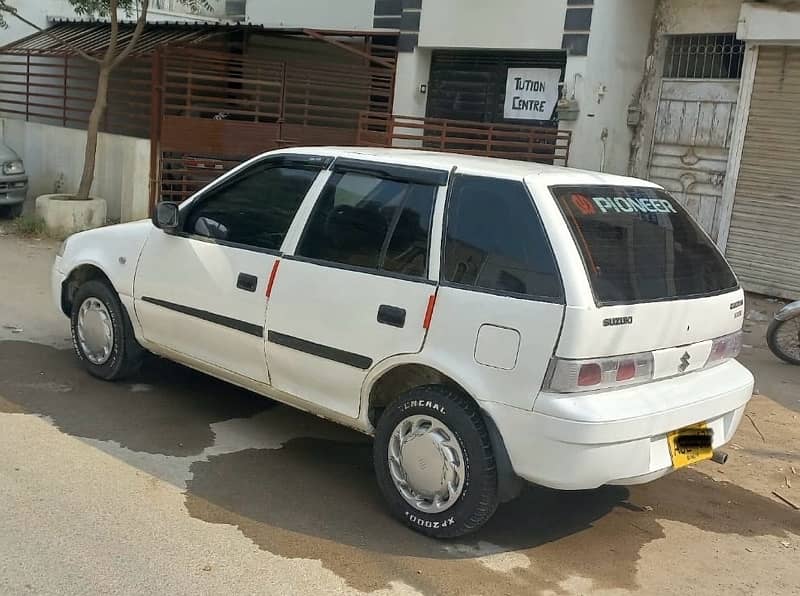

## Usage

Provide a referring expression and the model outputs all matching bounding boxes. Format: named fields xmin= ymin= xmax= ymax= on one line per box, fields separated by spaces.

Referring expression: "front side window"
xmin=185 ymin=164 xmax=319 ymax=251
xmin=552 ymin=185 xmax=739 ymax=304
xmin=442 ymin=174 xmax=562 ymax=300
xmin=296 ymin=171 xmax=436 ymax=278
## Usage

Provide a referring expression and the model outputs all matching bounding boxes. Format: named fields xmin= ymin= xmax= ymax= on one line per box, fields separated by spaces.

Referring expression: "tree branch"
xmin=103 ymin=0 xmax=119 ymax=65
xmin=0 ymin=5 xmax=102 ymax=64
xmin=111 ymin=0 xmax=149 ymax=69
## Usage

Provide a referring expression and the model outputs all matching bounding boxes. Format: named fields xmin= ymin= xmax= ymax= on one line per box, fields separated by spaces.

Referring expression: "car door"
xmin=133 ymin=154 xmax=329 ymax=382
xmin=264 ymin=159 xmax=447 ymax=418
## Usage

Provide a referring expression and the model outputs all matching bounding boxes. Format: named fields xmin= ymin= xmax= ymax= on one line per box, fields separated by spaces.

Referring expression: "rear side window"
xmin=442 ymin=175 xmax=562 ymax=300
xmin=553 ymin=185 xmax=738 ymax=304
xmin=296 ymin=172 xmax=436 ymax=278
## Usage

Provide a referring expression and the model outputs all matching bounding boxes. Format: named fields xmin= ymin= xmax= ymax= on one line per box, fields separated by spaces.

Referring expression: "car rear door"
xmin=133 ymin=154 xmax=329 ymax=382
xmin=264 ymin=159 xmax=447 ymax=419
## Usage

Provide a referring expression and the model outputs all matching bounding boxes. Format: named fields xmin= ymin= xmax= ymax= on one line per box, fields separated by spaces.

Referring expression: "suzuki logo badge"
xmin=678 ymin=351 xmax=691 ymax=373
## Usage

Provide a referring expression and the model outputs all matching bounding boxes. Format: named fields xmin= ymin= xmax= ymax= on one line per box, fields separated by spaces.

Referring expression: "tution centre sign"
xmin=503 ymin=67 xmax=560 ymax=121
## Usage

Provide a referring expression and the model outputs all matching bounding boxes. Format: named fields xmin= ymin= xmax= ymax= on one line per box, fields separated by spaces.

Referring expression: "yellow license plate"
xmin=668 ymin=424 xmax=713 ymax=469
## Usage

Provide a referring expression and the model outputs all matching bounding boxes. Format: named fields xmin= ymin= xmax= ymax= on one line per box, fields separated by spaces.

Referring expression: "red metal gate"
xmin=154 ymin=43 xmax=396 ymax=205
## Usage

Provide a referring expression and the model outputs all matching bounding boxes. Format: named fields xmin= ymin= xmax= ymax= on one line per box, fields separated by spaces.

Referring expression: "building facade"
xmin=1 ymin=0 xmax=799 ymax=298
xmin=241 ymin=0 xmax=800 ymax=299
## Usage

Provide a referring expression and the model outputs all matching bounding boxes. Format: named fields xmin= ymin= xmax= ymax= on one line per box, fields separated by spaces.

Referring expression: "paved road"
xmin=0 ymin=232 xmax=798 ymax=595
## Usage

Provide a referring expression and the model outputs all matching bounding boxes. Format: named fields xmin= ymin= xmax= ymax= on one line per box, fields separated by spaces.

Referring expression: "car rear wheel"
xmin=70 ymin=280 xmax=144 ymax=380
xmin=373 ymin=385 xmax=499 ymax=538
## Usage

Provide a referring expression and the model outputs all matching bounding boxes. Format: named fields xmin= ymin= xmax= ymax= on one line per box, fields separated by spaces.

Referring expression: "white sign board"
xmin=503 ymin=67 xmax=560 ymax=121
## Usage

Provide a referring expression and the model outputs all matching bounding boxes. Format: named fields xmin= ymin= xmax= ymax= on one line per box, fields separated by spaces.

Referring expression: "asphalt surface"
xmin=0 ymin=232 xmax=798 ymax=595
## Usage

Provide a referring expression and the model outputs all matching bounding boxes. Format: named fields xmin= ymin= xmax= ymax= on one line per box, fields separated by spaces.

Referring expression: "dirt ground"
xmin=0 ymin=229 xmax=798 ymax=596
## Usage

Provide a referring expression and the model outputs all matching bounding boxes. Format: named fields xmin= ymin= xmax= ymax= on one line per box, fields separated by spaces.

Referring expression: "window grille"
xmin=663 ymin=34 xmax=745 ymax=79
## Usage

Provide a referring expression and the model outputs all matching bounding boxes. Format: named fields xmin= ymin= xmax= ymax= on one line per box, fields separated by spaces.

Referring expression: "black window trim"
xmin=439 ymin=173 xmax=566 ymax=304
xmin=179 ymin=234 xmax=283 ymax=256
xmin=331 ymin=157 xmax=449 ymax=187
xmin=173 ymin=153 xmax=331 ymax=254
xmin=291 ymin=170 xmax=439 ymax=282
xmin=282 ymin=254 xmax=438 ymax=286
xmin=549 ymin=184 xmax=740 ymax=307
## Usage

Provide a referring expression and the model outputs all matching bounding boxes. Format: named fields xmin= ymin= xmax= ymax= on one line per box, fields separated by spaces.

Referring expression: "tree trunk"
xmin=75 ymin=66 xmax=111 ymax=201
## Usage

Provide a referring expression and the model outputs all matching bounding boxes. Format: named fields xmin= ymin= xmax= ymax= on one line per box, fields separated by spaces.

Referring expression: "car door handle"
xmin=377 ymin=304 xmax=406 ymax=328
xmin=236 ymin=272 xmax=258 ymax=293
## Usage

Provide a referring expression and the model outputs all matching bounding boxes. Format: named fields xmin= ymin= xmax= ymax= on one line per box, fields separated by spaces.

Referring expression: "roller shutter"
xmin=726 ymin=46 xmax=800 ymax=299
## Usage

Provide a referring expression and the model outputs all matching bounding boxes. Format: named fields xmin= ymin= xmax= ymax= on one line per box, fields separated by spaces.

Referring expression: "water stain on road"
xmin=2 ymin=341 xmax=798 ymax=594
xmin=0 ymin=341 xmax=270 ymax=456
xmin=185 ymin=440 xmax=800 ymax=595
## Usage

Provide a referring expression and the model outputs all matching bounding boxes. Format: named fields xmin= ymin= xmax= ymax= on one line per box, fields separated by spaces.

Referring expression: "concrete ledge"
xmin=35 ymin=194 xmax=107 ymax=235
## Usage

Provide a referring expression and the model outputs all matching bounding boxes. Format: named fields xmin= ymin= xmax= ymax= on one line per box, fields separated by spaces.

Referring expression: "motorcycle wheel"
xmin=767 ymin=317 xmax=800 ymax=365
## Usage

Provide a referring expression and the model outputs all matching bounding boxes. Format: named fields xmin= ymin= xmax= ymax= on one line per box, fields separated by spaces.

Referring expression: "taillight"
xmin=705 ymin=330 xmax=743 ymax=367
xmin=577 ymin=363 xmax=602 ymax=386
xmin=547 ymin=352 xmax=654 ymax=393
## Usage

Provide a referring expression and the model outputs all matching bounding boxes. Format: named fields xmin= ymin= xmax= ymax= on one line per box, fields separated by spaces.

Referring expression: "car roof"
xmin=277 ymin=146 xmax=660 ymax=189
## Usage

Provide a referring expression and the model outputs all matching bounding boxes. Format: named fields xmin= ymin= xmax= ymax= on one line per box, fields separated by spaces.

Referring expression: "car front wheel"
xmin=70 ymin=280 xmax=144 ymax=380
xmin=373 ymin=385 xmax=499 ymax=538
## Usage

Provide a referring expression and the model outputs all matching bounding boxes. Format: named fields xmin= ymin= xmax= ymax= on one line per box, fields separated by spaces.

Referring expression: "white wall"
xmin=738 ymin=2 xmax=800 ymax=44
xmin=246 ymin=0 xmax=375 ymax=29
xmin=1 ymin=118 xmax=151 ymax=222
xmin=560 ymin=0 xmax=657 ymax=174
xmin=151 ymin=0 xmax=227 ymax=18
xmin=0 ymin=1 xmax=82 ymax=48
xmin=418 ymin=0 xmax=566 ymax=49
xmin=656 ymin=0 xmax=742 ymax=35
xmin=393 ymin=48 xmax=432 ymax=117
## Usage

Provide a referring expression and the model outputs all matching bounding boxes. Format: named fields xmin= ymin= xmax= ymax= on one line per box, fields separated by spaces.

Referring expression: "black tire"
xmin=373 ymin=385 xmax=498 ymax=538
xmin=6 ymin=203 xmax=23 ymax=219
xmin=70 ymin=280 xmax=145 ymax=380
xmin=767 ymin=317 xmax=800 ymax=365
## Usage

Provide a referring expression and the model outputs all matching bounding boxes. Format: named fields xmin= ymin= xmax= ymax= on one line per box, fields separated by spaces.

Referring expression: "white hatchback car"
xmin=53 ymin=148 xmax=754 ymax=537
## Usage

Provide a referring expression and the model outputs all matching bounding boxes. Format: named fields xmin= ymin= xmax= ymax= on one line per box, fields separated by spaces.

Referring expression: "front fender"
xmin=60 ymin=220 xmax=153 ymax=298
xmin=775 ymin=300 xmax=800 ymax=322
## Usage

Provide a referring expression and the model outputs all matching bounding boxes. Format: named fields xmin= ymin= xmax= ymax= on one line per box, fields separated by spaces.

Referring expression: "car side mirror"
xmin=153 ymin=201 xmax=180 ymax=232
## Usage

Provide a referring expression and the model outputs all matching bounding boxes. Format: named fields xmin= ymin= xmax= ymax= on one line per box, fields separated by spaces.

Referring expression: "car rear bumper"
xmin=482 ymin=359 xmax=754 ymax=490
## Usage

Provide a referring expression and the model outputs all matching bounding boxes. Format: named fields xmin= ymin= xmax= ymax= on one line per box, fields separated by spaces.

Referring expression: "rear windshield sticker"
xmin=571 ymin=193 xmax=677 ymax=215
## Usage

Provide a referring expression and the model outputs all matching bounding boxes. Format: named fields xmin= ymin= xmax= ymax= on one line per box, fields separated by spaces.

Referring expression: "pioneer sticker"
xmin=571 ymin=193 xmax=677 ymax=216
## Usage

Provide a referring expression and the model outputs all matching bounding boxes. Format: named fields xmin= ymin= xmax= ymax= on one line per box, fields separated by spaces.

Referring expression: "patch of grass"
xmin=12 ymin=214 xmax=48 ymax=237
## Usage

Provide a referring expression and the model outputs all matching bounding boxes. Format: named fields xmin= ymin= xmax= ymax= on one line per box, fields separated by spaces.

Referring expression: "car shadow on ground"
xmin=1 ymin=340 xmax=798 ymax=594
xmin=0 ymin=340 xmax=271 ymax=456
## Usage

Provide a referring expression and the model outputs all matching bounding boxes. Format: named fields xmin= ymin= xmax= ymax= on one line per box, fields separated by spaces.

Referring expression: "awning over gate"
xmin=0 ymin=19 xmax=400 ymax=59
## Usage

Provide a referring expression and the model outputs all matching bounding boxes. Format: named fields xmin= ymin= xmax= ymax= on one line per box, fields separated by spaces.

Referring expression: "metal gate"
xmin=647 ymin=79 xmax=740 ymax=239
xmin=154 ymin=37 xmax=396 ymax=205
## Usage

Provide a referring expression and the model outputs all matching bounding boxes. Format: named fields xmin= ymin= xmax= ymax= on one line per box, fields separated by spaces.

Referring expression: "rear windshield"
xmin=552 ymin=185 xmax=738 ymax=304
